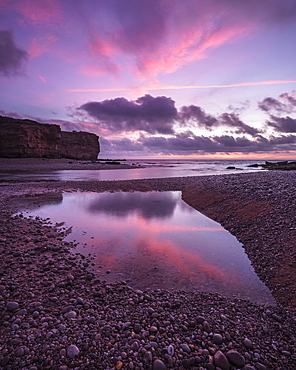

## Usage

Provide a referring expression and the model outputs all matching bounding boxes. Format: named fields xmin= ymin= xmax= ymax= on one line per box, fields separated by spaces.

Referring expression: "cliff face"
xmin=0 ymin=116 xmax=100 ymax=160
xmin=60 ymin=131 xmax=100 ymax=160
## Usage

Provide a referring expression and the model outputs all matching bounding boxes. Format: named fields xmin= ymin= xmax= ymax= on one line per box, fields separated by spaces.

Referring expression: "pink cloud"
xmin=38 ymin=75 xmax=46 ymax=83
xmin=3 ymin=0 xmax=296 ymax=80
xmin=16 ymin=0 xmax=63 ymax=26
xmin=29 ymin=35 xmax=58 ymax=58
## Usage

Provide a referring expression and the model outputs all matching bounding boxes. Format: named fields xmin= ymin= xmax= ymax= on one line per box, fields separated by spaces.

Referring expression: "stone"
xmin=180 ymin=343 xmax=191 ymax=353
xmin=213 ymin=333 xmax=223 ymax=344
xmin=64 ymin=310 xmax=77 ymax=319
xmin=167 ymin=344 xmax=174 ymax=356
xmin=115 ymin=361 xmax=123 ymax=369
xmin=226 ymin=350 xmax=245 ymax=367
xmin=67 ymin=344 xmax=80 ymax=358
xmin=149 ymin=325 xmax=158 ymax=333
xmin=255 ymin=364 xmax=266 ymax=370
xmin=243 ymin=338 xmax=253 ymax=349
xmin=144 ymin=351 xmax=153 ymax=362
xmin=153 ymin=359 xmax=167 ymax=370
xmin=214 ymin=351 xmax=230 ymax=370
xmin=203 ymin=321 xmax=211 ymax=333
xmin=6 ymin=301 xmax=19 ymax=311
xmin=133 ymin=323 xmax=141 ymax=333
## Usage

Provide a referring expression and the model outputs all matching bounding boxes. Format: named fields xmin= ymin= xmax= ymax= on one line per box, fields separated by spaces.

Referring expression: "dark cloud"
xmin=139 ymin=133 xmax=271 ymax=155
xmin=102 ymin=131 xmax=296 ymax=156
xmin=267 ymin=115 xmax=296 ymax=133
xmin=178 ymin=105 xmax=259 ymax=135
xmin=219 ymin=113 xmax=261 ymax=135
xmin=79 ymin=96 xmax=260 ymax=137
xmin=0 ymin=30 xmax=28 ymax=76
xmin=79 ymin=95 xmax=177 ymax=134
xmin=258 ymin=92 xmax=296 ymax=114
xmin=178 ymin=105 xmax=218 ymax=128
xmin=100 ymin=137 xmax=143 ymax=153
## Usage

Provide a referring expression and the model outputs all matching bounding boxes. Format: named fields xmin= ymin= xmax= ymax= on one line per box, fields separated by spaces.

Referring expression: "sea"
xmin=0 ymin=158 xmax=266 ymax=181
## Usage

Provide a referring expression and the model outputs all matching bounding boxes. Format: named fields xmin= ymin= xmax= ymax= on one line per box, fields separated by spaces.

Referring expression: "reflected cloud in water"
xmin=87 ymin=191 xmax=181 ymax=219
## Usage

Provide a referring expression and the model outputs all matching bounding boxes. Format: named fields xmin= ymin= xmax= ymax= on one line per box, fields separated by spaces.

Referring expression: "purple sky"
xmin=1 ymin=0 xmax=296 ymax=159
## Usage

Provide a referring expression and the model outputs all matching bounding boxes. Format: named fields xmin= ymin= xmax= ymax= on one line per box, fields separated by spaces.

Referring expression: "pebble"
xmin=0 ymin=171 xmax=295 ymax=369
xmin=6 ymin=301 xmax=19 ymax=311
xmin=226 ymin=349 xmax=245 ymax=367
xmin=213 ymin=333 xmax=223 ymax=344
xmin=153 ymin=359 xmax=167 ymax=370
xmin=214 ymin=350 xmax=230 ymax=370
xmin=243 ymin=337 xmax=253 ymax=349
xmin=67 ymin=344 xmax=80 ymax=358
xmin=180 ymin=343 xmax=191 ymax=353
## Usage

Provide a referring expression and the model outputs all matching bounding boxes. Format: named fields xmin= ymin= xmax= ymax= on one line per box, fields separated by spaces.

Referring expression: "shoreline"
xmin=0 ymin=158 xmax=143 ymax=171
xmin=0 ymin=164 xmax=295 ymax=369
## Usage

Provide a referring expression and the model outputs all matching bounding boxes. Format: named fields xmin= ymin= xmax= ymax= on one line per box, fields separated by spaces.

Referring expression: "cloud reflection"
xmin=87 ymin=191 xmax=178 ymax=219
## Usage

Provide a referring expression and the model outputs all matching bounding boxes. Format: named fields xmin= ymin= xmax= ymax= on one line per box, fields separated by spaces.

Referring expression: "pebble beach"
xmin=0 ymin=159 xmax=295 ymax=370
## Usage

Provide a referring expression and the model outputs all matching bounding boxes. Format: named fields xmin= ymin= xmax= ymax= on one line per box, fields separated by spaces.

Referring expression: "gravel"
xmin=0 ymin=167 xmax=295 ymax=369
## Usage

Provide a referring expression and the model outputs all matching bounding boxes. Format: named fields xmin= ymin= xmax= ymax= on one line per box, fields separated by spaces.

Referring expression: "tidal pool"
xmin=24 ymin=191 xmax=275 ymax=305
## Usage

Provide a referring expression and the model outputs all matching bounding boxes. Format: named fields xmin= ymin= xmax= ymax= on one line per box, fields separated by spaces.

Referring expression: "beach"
xmin=0 ymin=159 xmax=295 ymax=369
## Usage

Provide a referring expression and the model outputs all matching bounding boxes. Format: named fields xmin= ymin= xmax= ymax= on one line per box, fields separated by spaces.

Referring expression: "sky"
xmin=1 ymin=0 xmax=296 ymax=159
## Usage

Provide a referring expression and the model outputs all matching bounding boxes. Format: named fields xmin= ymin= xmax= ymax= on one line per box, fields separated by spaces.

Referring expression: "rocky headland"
xmin=0 ymin=116 xmax=100 ymax=161
xmin=0 ymin=165 xmax=295 ymax=369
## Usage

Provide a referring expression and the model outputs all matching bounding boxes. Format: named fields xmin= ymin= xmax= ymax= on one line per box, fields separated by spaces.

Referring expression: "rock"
xmin=213 ymin=333 xmax=223 ymax=344
xmin=180 ymin=343 xmax=191 ymax=353
xmin=255 ymin=364 xmax=267 ymax=370
xmin=226 ymin=350 xmax=245 ymax=367
xmin=167 ymin=344 xmax=174 ymax=356
xmin=149 ymin=325 xmax=158 ymax=333
xmin=67 ymin=344 xmax=80 ymax=358
xmin=153 ymin=359 xmax=167 ymax=370
xmin=115 ymin=361 xmax=123 ymax=369
xmin=6 ymin=301 xmax=19 ymax=311
xmin=133 ymin=323 xmax=141 ymax=333
xmin=130 ymin=340 xmax=140 ymax=351
xmin=0 ymin=116 xmax=99 ymax=160
xmin=243 ymin=338 xmax=253 ymax=349
xmin=64 ymin=310 xmax=77 ymax=319
xmin=203 ymin=321 xmax=211 ymax=333
xmin=214 ymin=350 xmax=230 ymax=370
xmin=144 ymin=351 xmax=153 ymax=362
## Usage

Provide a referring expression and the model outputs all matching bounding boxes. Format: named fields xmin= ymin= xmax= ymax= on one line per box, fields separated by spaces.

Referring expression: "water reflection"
xmin=24 ymin=191 xmax=275 ymax=305
xmin=87 ymin=191 xmax=181 ymax=219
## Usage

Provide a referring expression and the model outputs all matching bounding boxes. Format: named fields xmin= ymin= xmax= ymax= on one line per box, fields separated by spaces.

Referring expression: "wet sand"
xmin=0 ymin=159 xmax=295 ymax=369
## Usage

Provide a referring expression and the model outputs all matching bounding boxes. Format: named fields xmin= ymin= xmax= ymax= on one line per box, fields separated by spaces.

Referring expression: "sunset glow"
xmin=1 ymin=0 xmax=296 ymax=159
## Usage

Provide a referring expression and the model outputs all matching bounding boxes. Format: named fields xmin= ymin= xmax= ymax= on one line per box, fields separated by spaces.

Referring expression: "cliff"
xmin=0 ymin=116 xmax=100 ymax=160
